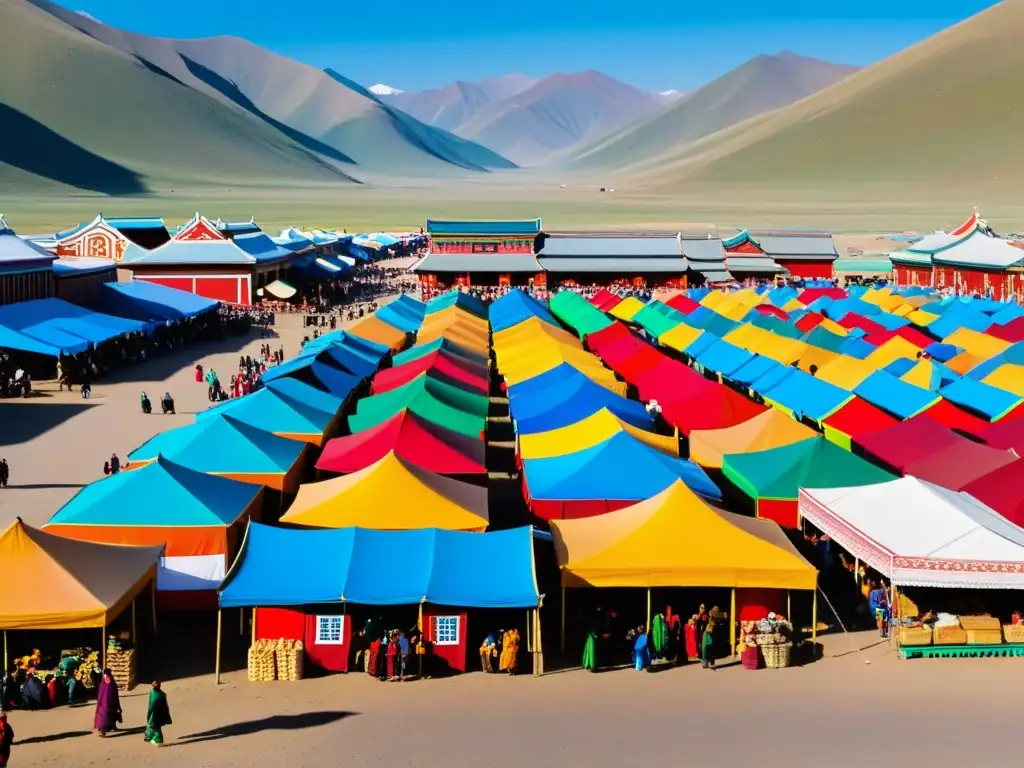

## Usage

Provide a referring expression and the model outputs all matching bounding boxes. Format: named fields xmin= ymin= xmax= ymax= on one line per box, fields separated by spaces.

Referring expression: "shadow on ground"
xmin=0 ymin=402 xmax=99 ymax=446
xmin=177 ymin=711 xmax=356 ymax=745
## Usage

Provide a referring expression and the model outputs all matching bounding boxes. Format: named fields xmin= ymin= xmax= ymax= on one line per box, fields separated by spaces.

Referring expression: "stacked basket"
xmin=761 ymin=642 xmax=792 ymax=669
xmin=274 ymin=639 xmax=305 ymax=682
xmin=247 ymin=639 xmax=277 ymax=682
xmin=107 ymin=647 xmax=136 ymax=691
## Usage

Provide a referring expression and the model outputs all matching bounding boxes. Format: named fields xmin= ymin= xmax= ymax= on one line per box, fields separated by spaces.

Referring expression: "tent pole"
xmin=214 ymin=609 xmax=223 ymax=685
xmin=559 ymin=586 xmax=566 ymax=654
xmin=787 ymin=590 xmax=791 ymax=621
xmin=729 ymin=589 xmax=736 ymax=657
xmin=646 ymin=588 xmax=651 ymax=632
xmin=811 ymin=588 xmax=818 ymax=644
xmin=526 ymin=611 xmax=532 ymax=653
xmin=251 ymin=608 xmax=257 ymax=645
xmin=536 ymin=607 xmax=545 ymax=676
xmin=101 ymin=626 xmax=106 ymax=670
xmin=131 ymin=599 xmax=137 ymax=645
xmin=417 ymin=603 xmax=424 ymax=680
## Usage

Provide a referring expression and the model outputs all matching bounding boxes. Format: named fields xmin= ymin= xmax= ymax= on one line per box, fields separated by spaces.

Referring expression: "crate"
xmin=896 ymin=626 xmax=932 ymax=646
xmin=762 ymin=642 xmax=791 ymax=669
xmin=247 ymin=639 xmax=277 ymax=682
xmin=274 ymin=639 xmax=305 ymax=682
xmin=966 ymin=628 xmax=1003 ymax=645
xmin=933 ymin=625 xmax=968 ymax=645
xmin=1003 ymin=624 xmax=1024 ymax=644
xmin=106 ymin=648 xmax=136 ymax=692
xmin=959 ymin=615 xmax=1000 ymax=632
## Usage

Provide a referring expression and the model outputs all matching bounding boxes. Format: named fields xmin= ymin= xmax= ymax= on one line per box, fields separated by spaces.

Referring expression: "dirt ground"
xmin=3 ymin=260 xmax=1022 ymax=767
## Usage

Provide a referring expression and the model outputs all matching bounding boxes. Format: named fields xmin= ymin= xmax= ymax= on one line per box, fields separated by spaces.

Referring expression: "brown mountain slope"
xmin=566 ymin=52 xmax=858 ymax=173
xmin=636 ymin=1 xmax=1024 ymax=194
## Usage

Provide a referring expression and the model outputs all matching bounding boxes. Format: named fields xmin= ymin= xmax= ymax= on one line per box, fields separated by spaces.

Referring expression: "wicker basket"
xmin=756 ymin=633 xmax=784 ymax=646
xmin=1003 ymin=624 xmax=1024 ymax=644
xmin=106 ymin=648 xmax=136 ymax=691
xmin=247 ymin=639 xmax=277 ymax=682
xmin=959 ymin=615 xmax=1000 ymax=632
xmin=274 ymin=639 xmax=305 ymax=682
xmin=762 ymin=642 xmax=791 ymax=669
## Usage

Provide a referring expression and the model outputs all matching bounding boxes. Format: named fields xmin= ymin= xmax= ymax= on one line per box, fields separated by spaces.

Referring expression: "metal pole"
xmin=787 ymin=590 xmax=791 ymax=621
xmin=560 ymin=585 xmax=566 ymax=654
xmin=811 ymin=589 xmax=818 ymax=644
xmin=646 ymin=588 xmax=651 ymax=632
xmin=417 ymin=603 xmax=424 ymax=680
xmin=251 ymin=608 xmax=257 ymax=644
xmin=214 ymin=609 xmax=223 ymax=685
xmin=101 ymin=627 xmax=106 ymax=670
xmin=729 ymin=588 xmax=736 ymax=657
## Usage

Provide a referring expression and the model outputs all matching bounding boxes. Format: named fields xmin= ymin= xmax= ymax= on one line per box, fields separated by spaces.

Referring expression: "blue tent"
xmin=728 ymin=356 xmax=787 ymax=387
xmin=280 ymin=341 xmax=378 ymax=379
xmin=94 ymin=281 xmax=218 ymax=322
xmin=940 ymin=377 xmax=1024 ymax=421
xmin=196 ymin=385 xmax=340 ymax=439
xmin=757 ymin=369 xmax=851 ymax=421
xmin=509 ymin=371 xmax=654 ymax=433
xmin=926 ymin=306 xmax=993 ymax=339
xmin=261 ymin=358 xmax=361 ymax=398
xmin=427 ymin=290 xmax=487 ymax=318
xmin=375 ymin=303 xmax=424 ymax=333
xmin=304 ymin=330 xmax=389 ymax=363
xmin=923 ymin=342 xmax=963 ymax=362
xmin=522 ymin=433 xmax=721 ymax=503
xmin=0 ymin=325 xmax=64 ymax=356
xmin=853 ymin=371 xmax=938 ymax=419
xmin=867 ymin=312 xmax=911 ymax=331
xmin=838 ymin=335 xmax=876 ymax=359
xmin=219 ymin=523 xmax=542 ymax=608
xmin=684 ymin=307 xmax=740 ymax=337
xmin=822 ymin=297 xmax=879 ymax=322
xmin=129 ymin=413 xmax=306 ymax=476
xmin=0 ymin=298 xmax=149 ymax=355
xmin=47 ymin=455 xmax=261 ymax=527
xmin=692 ymin=339 xmax=755 ymax=376
xmin=489 ymin=290 xmax=557 ymax=332
xmin=391 ymin=294 xmax=428 ymax=318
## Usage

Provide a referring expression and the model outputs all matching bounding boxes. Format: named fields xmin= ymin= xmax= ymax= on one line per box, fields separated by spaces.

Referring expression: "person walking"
xmin=93 ymin=669 xmax=122 ymax=736
xmin=0 ymin=712 xmax=13 ymax=767
xmin=0 ymin=459 xmax=8 ymax=488
xmin=144 ymin=680 xmax=172 ymax=747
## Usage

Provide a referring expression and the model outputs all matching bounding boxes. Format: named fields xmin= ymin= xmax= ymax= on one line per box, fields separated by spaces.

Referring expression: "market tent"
xmin=129 ymin=413 xmax=308 ymax=491
xmin=0 ymin=298 xmax=149 ymax=355
xmin=316 ymin=410 xmax=485 ymax=475
xmin=374 ymin=303 xmax=425 ymax=334
xmin=549 ymin=290 xmax=614 ymax=338
xmin=427 ymin=290 xmax=487 ymax=317
xmin=263 ymin=279 xmax=297 ymax=300
xmin=488 ymin=289 xmax=557 ymax=332
xmin=270 ymin=340 xmax=377 ymax=381
xmin=661 ymin=385 xmax=767 ymax=436
xmin=961 ymin=461 xmax=1024 ymax=526
xmin=631 ymin=356 xmax=714 ymax=406
xmin=608 ymin=296 xmax=646 ymax=322
xmin=371 ymin=350 xmax=488 ymax=395
xmin=517 ymin=407 xmax=678 ymax=459
xmin=799 ymin=477 xmax=1024 ymax=588
xmin=219 ymin=522 xmax=541 ymax=608
xmin=689 ymin=408 xmax=816 ymax=469
xmin=918 ymin=399 xmax=992 ymax=439
xmin=551 ymin=481 xmax=814 ymax=588
xmin=93 ymin=281 xmax=218 ymax=322
xmin=0 ymin=324 xmax=64 ymax=356
xmin=756 ymin=369 xmax=851 ymax=421
xmin=818 ymin=396 xmax=899 ymax=449
xmin=940 ymin=377 xmax=1023 ymax=421
xmin=196 ymin=384 xmax=342 ymax=444
xmin=0 ymin=518 xmax=161 ymax=629
xmin=723 ymin=437 xmax=895 ymax=528
xmin=979 ymin=417 xmax=1024 ymax=454
xmin=813 ymin=356 xmax=878 ymax=390
xmin=261 ymin=358 xmax=361 ymax=398
xmin=901 ymin=441 xmax=1019 ymax=491
xmin=305 ymin=329 xmax=391 ymax=364
xmin=393 ymin=337 xmax=487 ymax=368
xmin=416 ymin=318 xmax=489 ymax=354
xmin=350 ymin=373 xmax=488 ymax=439
xmin=499 ymin=343 xmax=625 ymax=394
xmin=856 ymin=416 xmax=966 ymax=474
xmin=589 ymin=289 xmax=623 ymax=312
xmin=45 ymin=456 xmax=260 ymax=594
xmin=283 ymin=452 xmax=488 ymax=531
xmin=853 ymin=371 xmax=939 ymax=419
xmin=347 ymin=315 xmax=408 ymax=351
xmin=523 ymin=433 xmax=721 ymax=520
xmin=657 ymin=321 xmax=706 ymax=354
xmin=510 ymin=370 xmax=653 ymax=433
xmin=665 ymin=293 xmax=700 ymax=314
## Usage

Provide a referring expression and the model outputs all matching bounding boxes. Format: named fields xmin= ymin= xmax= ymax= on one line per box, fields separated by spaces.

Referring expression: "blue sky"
xmin=64 ymin=0 xmax=995 ymax=91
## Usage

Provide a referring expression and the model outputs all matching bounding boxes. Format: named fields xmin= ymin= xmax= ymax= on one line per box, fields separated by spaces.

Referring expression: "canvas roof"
xmin=799 ymin=477 xmax=1024 ymax=588
xmin=517 ymin=407 xmax=678 ymax=459
xmin=689 ymin=408 xmax=816 ymax=469
xmin=510 ymin=371 xmax=653 ymax=433
xmin=349 ymin=374 xmax=487 ymax=439
xmin=979 ymin=417 xmax=1024 ymax=454
xmin=414 ymin=253 xmax=543 ymax=273
xmin=488 ymin=289 xmax=557 ymax=332
xmin=261 ymin=358 xmax=362 ymax=398
xmin=550 ymin=481 xmax=816 ymax=589
xmin=902 ymin=441 xmax=1019 ymax=491
xmin=961 ymin=461 xmax=1024 ymax=527
xmin=95 ymin=280 xmax=218 ymax=321
xmin=0 ymin=298 xmax=149 ymax=356
xmin=856 ymin=416 xmax=966 ymax=474
xmin=219 ymin=522 xmax=541 ymax=608
xmin=549 ymin=290 xmax=615 ymax=338
xmin=724 ymin=436 xmax=895 ymax=501
xmin=662 ymin=385 xmax=766 ymax=436
xmin=819 ymin=396 xmax=900 ymax=448
xmin=0 ymin=519 xmax=160 ymax=629
xmin=347 ymin=315 xmax=408 ymax=351
xmin=317 ymin=409 xmax=485 ymax=475
xmin=196 ymin=383 xmax=341 ymax=443
xmin=371 ymin=350 xmax=488 ymax=395
xmin=283 ymin=452 xmax=488 ymax=531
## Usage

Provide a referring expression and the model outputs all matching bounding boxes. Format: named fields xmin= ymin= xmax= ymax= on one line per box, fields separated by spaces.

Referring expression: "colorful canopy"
xmin=979 ymin=417 xmax=1024 ymax=454
xmin=0 ymin=519 xmax=161 ymax=629
xmin=371 ymin=350 xmax=488 ymax=395
xmin=550 ymin=481 xmax=816 ymax=589
xmin=196 ymin=383 xmax=342 ymax=444
xmin=317 ymin=410 xmax=485 ymax=475
xmin=901 ymin=441 xmax=1019 ymax=491
xmin=517 ymin=408 xmax=677 ymax=459
xmin=393 ymin=337 xmax=487 ymax=368
xmin=349 ymin=374 xmax=488 ymax=439
xmin=488 ymin=289 xmax=557 ymax=332
xmin=856 ymin=416 xmax=970 ymax=474
xmin=689 ymin=408 xmax=816 ymax=469
xmin=283 ymin=453 xmax=488 ymax=531
xmin=961 ymin=461 xmax=1024 ymax=527
xmin=509 ymin=371 xmax=653 ymax=434
xmin=661 ymin=385 xmax=766 ymax=435
xmin=347 ymin=314 xmax=408 ymax=351
xmin=799 ymin=478 xmax=1024 ymax=589
xmin=818 ymin=396 xmax=900 ymax=449
xmin=549 ymin=290 xmax=614 ymax=338
xmin=261 ymin=357 xmax=362 ymax=397
xmin=219 ymin=522 xmax=541 ymax=608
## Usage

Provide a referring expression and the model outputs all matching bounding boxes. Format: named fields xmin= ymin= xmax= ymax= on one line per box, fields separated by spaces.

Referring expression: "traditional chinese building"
xmin=721 ymin=230 xmax=784 ymax=281
xmin=680 ymin=236 xmax=732 ymax=286
xmin=120 ymin=214 xmax=292 ymax=305
xmin=0 ymin=215 xmax=56 ymax=305
xmin=889 ymin=211 xmax=993 ymax=288
xmin=413 ymin=219 xmax=544 ymax=293
xmin=214 ymin=217 xmax=263 ymax=240
xmin=931 ymin=232 xmax=1024 ymax=300
xmin=536 ymin=234 xmax=689 ymax=289
xmin=54 ymin=215 xmax=170 ymax=262
xmin=746 ymin=231 xmax=839 ymax=280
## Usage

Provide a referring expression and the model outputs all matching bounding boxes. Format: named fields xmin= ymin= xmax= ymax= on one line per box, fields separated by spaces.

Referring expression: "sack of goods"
xmin=274 ymin=639 xmax=305 ymax=682
xmin=106 ymin=643 xmax=136 ymax=691
xmin=247 ymin=639 xmax=278 ymax=682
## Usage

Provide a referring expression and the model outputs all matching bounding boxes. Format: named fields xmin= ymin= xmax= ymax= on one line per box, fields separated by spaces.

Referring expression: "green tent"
xmin=549 ymin=291 xmax=613 ymax=339
xmin=348 ymin=375 xmax=487 ymax=439
xmin=722 ymin=436 xmax=895 ymax=529
xmin=393 ymin=337 xmax=488 ymax=368
xmin=631 ymin=302 xmax=688 ymax=339
xmin=747 ymin=313 xmax=803 ymax=340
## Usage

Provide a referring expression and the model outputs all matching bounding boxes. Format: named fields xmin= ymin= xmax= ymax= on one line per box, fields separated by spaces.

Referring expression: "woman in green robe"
xmin=701 ymin=619 xmax=717 ymax=669
xmin=144 ymin=681 xmax=172 ymax=746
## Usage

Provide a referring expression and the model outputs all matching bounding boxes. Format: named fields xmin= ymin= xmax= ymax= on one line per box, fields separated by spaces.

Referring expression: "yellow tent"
xmin=498 ymin=344 xmax=626 ymax=394
xmin=420 ymin=305 xmax=489 ymax=331
xmin=0 ymin=518 xmax=160 ymax=630
xmin=944 ymin=328 xmax=1012 ymax=360
xmin=890 ymin=303 xmax=916 ymax=318
xmin=700 ymin=291 xmax=727 ymax=309
xmin=983 ymin=364 xmax=1024 ymax=397
xmin=550 ymin=481 xmax=817 ymax=589
xmin=688 ymin=409 xmax=816 ymax=469
xmin=349 ymin=315 xmax=408 ymax=351
xmin=816 ymin=318 xmax=849 ymax=337
xmin=814 ymin=355 xmax=878 ymax=389
xmin=877 ymin=294 xmax=907 ymax=313
xmin=900 ymin=359 xmax=947 ymax=390
xmin=864 ymin=336 xmax=922 ymax=369
xmin=659 ymin=323 xmax=705 ymax=354
xmin=493 ymin=316 xmax=580 ymax=350
xmin=946 ymin=351 xmax=984 ymax=376
xmin=795 ymin=345 xmax=840 ymax=373
xmin=714 ymin=295 xmax=757 ymax=321
xmin=282 ymin=452 xmax=488 ymax=531
xmin=861 ymin=286 xmax=894 ymax=305
xmin=518 ymin=407 xmax=677 ymax=459
xmin=609 ymin=296 xmax=646 ymax=321
xmin=417 ymin=326 xmax=489 ymax=355
xmin=906 ymin=309 xmax=940 ymax=327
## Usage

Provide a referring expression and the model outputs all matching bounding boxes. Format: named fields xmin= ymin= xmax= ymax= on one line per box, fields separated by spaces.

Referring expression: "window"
xmin=432 ymin=615 xmax=460 ymax=646
xmin=315 ymin=615 xmax=345 ymax=645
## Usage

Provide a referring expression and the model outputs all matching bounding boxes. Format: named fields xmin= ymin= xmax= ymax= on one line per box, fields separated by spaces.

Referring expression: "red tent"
xmin=919 ymin=399 xmax=991 ymax=439
xmin=820 ymin=396 xmax=899 ymax=441
xmin=794 ymin=312 xmax=825 ymax=333
xmin=589 ymin=289 xmax=623 ymax=312
xmin=753 ymin=304 xmax=788 ymax=320
xmin=371 ymin=350 xmax=488 ymax=395
xmin=587 ymin=324 xmax=671 ymax=383
xmin=316 ymin=410 xmax=486 ymax=475
xmin=979 ymin=418 xmax=1024 ymax=453
xmin=662 ymin=385 xmax=765 ymax=436
xmin=633 ymin=357 xmax=714 ymax=405
xmin=863 ymin=326 xmax=933 ymax=349
xmin=961 ymin=461 xmax=1024 ymax=526
xmin=837 ymin=314 xmax=887 ymax=336
xmin=585 ymin=323 xmax=634 ymax=360
xmin=902 ymin=440 xmax=1019 ymax=491
xmin=856 ymin=415 xmax=964 ymax=474
xmin=987 ymin=317 xmax=1024 ymax=343
xmin=796 ymin=287 xmax=846 ymax=304
xmin=665 ymin=294 xmax=700 ymax=314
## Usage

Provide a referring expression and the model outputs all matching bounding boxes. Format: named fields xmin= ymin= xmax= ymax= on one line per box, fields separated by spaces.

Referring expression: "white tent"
xmin=799 ymin=477 xmax=1024 ymax=589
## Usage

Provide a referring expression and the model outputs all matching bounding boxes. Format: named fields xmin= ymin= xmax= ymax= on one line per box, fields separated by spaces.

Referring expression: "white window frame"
xmin=314 ymin=615 xmax=345 ymax=645
xmin=432 ymin=615 xmax=460 ymax=646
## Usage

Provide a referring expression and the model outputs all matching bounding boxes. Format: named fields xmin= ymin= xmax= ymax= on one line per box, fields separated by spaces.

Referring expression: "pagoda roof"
xmin=932 ymin=230 xmax=1024 ymax=270
xmin=0 ymin=215 xmax=57 ymax=275
xmin=747 ymin=231 xmax=838 ymax=261
xmin=413 ymin=253 xmax=542 ymax=273
xmin=426 ymin=219 xmax=542 ymax=237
